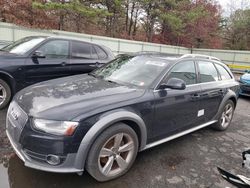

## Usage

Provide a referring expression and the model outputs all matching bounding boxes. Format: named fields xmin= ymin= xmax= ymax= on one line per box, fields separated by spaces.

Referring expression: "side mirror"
xmin=159 ymin=78 xmax=186 ymax=90
xmin=32 ymin=51 xmax=45 ymax=58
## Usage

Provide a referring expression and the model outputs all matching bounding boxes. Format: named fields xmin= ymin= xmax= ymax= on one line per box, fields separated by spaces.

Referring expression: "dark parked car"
xmin=0 ymin=36 xmax=114 ymax=109
xmin=239 ymin=70 xmax=250 ymax=96
xmin=6 ymin=53 xmax=239 ymax=181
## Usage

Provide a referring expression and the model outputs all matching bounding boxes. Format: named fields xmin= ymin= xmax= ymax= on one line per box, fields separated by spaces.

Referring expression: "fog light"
xmin=46 ymin=155 xmax=61 ymax=165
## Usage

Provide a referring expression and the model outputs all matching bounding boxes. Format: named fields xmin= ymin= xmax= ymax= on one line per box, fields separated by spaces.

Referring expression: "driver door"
xmin=152 ymin=61 xmax=203 ymax=141
xmin=24 ymin=39 xmax=71 ymax=85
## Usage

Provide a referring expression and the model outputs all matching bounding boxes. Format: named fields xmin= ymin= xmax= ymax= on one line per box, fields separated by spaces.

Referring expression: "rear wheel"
xmin=213 ymin=100 xmax=235 ymax=131
xmin=86 ymin=123 xmax=138 ymax=182
xmin=0 ymin=79 xmax=11 ymax=109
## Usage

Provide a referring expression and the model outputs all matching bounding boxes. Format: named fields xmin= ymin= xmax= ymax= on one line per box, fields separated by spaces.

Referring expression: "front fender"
xmin=73 ymin=110 xmax=147 ymax=171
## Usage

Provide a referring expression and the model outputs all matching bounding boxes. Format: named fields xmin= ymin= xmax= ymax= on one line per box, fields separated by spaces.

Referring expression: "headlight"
xmin=33 ymin=119 xmax=79 ymax=136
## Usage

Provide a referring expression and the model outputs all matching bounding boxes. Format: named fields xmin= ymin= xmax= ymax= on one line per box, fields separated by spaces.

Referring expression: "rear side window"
xmin=94 ymin=46 xmax=108 ymax=59
xmin=215 ymin=63 xmax=232 ymax=80
xmin=37 ymin=40 xmax=69 ymax=58
xmin=166 ymin=61 xmax=197 ymax=85
xmin=198 ymin=61 xmax=219 ymax=83
xmin=71 ymin=41 xmax=97 ymax=59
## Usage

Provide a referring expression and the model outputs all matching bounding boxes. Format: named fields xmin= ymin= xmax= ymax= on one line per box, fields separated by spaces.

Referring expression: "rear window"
xmin=215 ymin=63 xmax=232 ymax=80
xmin=71 ymin=41 xmax=92 ymax=59
xmin=198 ymin=61 xmax=219 ymax=83
xmin=94 ymin=46 xmax=108 ymax=59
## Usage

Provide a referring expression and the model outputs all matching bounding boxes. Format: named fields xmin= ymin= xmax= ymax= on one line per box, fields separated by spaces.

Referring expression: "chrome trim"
xmin=6 ymin=130 xmax=25 ymax=162
xmin=143 ymin=120 xmax=217 ymax=150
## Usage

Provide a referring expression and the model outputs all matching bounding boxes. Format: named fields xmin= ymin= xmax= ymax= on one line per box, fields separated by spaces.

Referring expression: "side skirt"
xmin=142 ymin=120 xmax=217 ymax=150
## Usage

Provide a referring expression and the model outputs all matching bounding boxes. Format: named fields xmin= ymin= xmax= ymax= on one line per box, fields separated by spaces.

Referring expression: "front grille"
xmin=6 ymin=102 xmax=28 ymax=142
xmin=240 ymin=84 xmax=250 ymax=95
xmin=7 ymin=102 xmax=28 ymax=130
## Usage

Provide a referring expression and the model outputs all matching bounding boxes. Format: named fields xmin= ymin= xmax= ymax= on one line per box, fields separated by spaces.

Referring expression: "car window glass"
xmin=95 ymin=46 xmax=107 ymax=59
xmin=93 ymin=56 xmax=167 ymax=88
xmin=166 ymin=61 xmax=197 ymax=85
xmin=215 ymin=63 xmax=232 ymax=80
xmin=198 ymin=61 xmax=219 ymax=83
xmin=91 ymin=46 xmax=98 ymax=59
xmin=37 ymin=40 xmax=69 ymax=58
xmin=2 ymin=37 xmax=45 ymax=55
xmin=71 ymin=41 xmax=93 ymax=59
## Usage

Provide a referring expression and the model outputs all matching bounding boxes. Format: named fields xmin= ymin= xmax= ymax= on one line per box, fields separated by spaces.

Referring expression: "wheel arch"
xmin=74 ymin=110 xmax=147 ymax=171
xmin=214 ymin=89 xmax=237 ymax=120
xmin=0 ymin=71 xmax=16 ymax=94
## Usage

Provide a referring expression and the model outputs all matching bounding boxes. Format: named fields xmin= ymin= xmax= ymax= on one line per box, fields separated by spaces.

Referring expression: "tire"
xmin=86 ymin=123 xmax=139 ymax=182
xmin=212 ymin=100 xmax=235 ymax=131
xmin=0 ymin=79 xmax=11 ymax=109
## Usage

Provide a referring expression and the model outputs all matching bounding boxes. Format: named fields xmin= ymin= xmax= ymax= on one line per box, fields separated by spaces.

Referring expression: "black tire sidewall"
xmin=0 ymin=79 xmax=11 ymax=109
xmin=86 ymin=123 xmax=139 ymax=182
xmin=214 ymin=100 xmax=235 ymax=131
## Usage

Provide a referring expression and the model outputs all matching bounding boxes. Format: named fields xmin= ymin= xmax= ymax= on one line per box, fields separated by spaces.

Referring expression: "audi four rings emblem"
xmin=10 ymin=109 xmax=19 ymax=120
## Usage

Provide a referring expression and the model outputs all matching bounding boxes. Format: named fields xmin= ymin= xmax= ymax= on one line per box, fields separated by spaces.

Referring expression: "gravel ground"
xmin=0 ymin=97 xmax=250 ymax=188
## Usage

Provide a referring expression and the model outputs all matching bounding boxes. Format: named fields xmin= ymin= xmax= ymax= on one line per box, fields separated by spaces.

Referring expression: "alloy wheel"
xmin=0 ymin=84 xmax=7 ymax=106
xmin=98 ymin=133 xmax=135 ymax=177
xmin=220 ymin=103 xmax=234 ymax=128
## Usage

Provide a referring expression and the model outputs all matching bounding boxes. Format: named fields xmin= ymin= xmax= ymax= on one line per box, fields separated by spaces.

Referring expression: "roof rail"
xmin=181 ymin=54 xmax=221 ymax=61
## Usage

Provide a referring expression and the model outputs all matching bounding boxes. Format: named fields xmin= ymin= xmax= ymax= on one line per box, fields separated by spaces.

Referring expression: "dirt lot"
xmin=0 ymin=97 xmax=250 ymax=188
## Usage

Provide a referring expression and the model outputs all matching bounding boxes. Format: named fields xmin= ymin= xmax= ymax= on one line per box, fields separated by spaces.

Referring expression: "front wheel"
xmin=0 ymin=79 xmax=11 ymax=110
xmin=213 ymin=100 xmax=235 ymax=131
xmin=86 ymin=123 xmax=138 ymax=182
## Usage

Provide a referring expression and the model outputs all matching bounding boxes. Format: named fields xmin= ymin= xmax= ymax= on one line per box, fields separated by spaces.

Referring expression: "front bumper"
xmin=6 ymin=129 xmax=83 ymax=173
xmin=239 ymin=83 xmax=250 ymax=96
xmin=6 ymin=102 xmax=83 ymax=173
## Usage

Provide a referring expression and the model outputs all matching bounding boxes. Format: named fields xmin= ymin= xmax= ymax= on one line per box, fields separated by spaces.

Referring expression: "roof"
xmin=118 ymin=52 xmax=222 ymax=62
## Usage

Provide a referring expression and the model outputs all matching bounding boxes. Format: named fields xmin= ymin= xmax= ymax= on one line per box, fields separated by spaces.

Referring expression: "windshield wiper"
xmin=88 ymin=72 xmax=96 ymax=78
xmin=106 ymin=79 xmax=119 ymax=84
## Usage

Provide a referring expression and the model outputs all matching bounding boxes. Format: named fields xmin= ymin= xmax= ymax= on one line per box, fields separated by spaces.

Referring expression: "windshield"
xmin=1 ymin=37 xmax=46 ymax=55
xmin=92 ymin=56 xmax=168 ymax=88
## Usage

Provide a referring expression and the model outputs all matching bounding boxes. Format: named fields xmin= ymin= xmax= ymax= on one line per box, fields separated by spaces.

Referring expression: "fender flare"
xmin=73 ymin=111 xmax=147 ymax=171
xmin=214 ymin=89 xmax=237 ymax=120
xmin=0 ymin=70 xmax=16 ymax=93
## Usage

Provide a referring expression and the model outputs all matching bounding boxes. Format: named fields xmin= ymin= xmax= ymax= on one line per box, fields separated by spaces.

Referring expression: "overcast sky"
xmin=218 ymin=0 xmax=250 ymax=16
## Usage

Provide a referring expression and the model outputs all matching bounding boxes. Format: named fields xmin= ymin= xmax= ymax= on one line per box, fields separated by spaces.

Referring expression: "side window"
xmin=91 ymin=46 xmax=98 ymax=59
xmin=166 ymin=61 xmax=197 ymax=85
xmin=215 ymin=63 xmax=232 ymax=80
xmin=37 ymin=40 xmax=69 ymax=58
xmin=198 ymin=61 xmax=219 ymax=83
xmin=71 ymin=41 xmax=94 ymax=59
xmin=94 ymin=46 xmax=108 ymax=59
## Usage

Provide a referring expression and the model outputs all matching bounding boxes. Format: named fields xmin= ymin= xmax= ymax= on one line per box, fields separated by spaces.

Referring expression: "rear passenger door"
xmin=69 ymin=41 xmax=102 ymax=75
xmin=197 ymin=61 xmax=224 ymax=122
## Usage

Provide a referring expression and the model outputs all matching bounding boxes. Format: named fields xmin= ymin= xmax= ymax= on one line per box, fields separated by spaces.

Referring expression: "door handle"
xmin=219 ymin=89 xmax=224 ymax=94
xmin=191 ymin=93 xmax=200 ymax=99
xmin=61 ymin=62 xmax=67 ymax=66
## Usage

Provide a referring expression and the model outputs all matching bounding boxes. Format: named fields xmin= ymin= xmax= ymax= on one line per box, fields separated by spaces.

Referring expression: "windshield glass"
xmin=92 ymin=56 xmax=168 ymax=88
xmin=1 ymin=37 xmax=46 ymax=55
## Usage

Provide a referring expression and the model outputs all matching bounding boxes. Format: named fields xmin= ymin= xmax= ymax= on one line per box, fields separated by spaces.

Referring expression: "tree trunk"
xmin=128 ymin=2 xmax=135 ymax=36
xmin=125 ymin=0 xmax=129 ymax=32
xmin=132 ymin=7 xmax=139 ymax=37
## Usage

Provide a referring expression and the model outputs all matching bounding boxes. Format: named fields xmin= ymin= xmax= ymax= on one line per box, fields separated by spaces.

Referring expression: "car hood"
xmin=241 ymin=73 xmax=250 ymax=83
xmin=15 ymin=74 xmax=145 ymax=121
